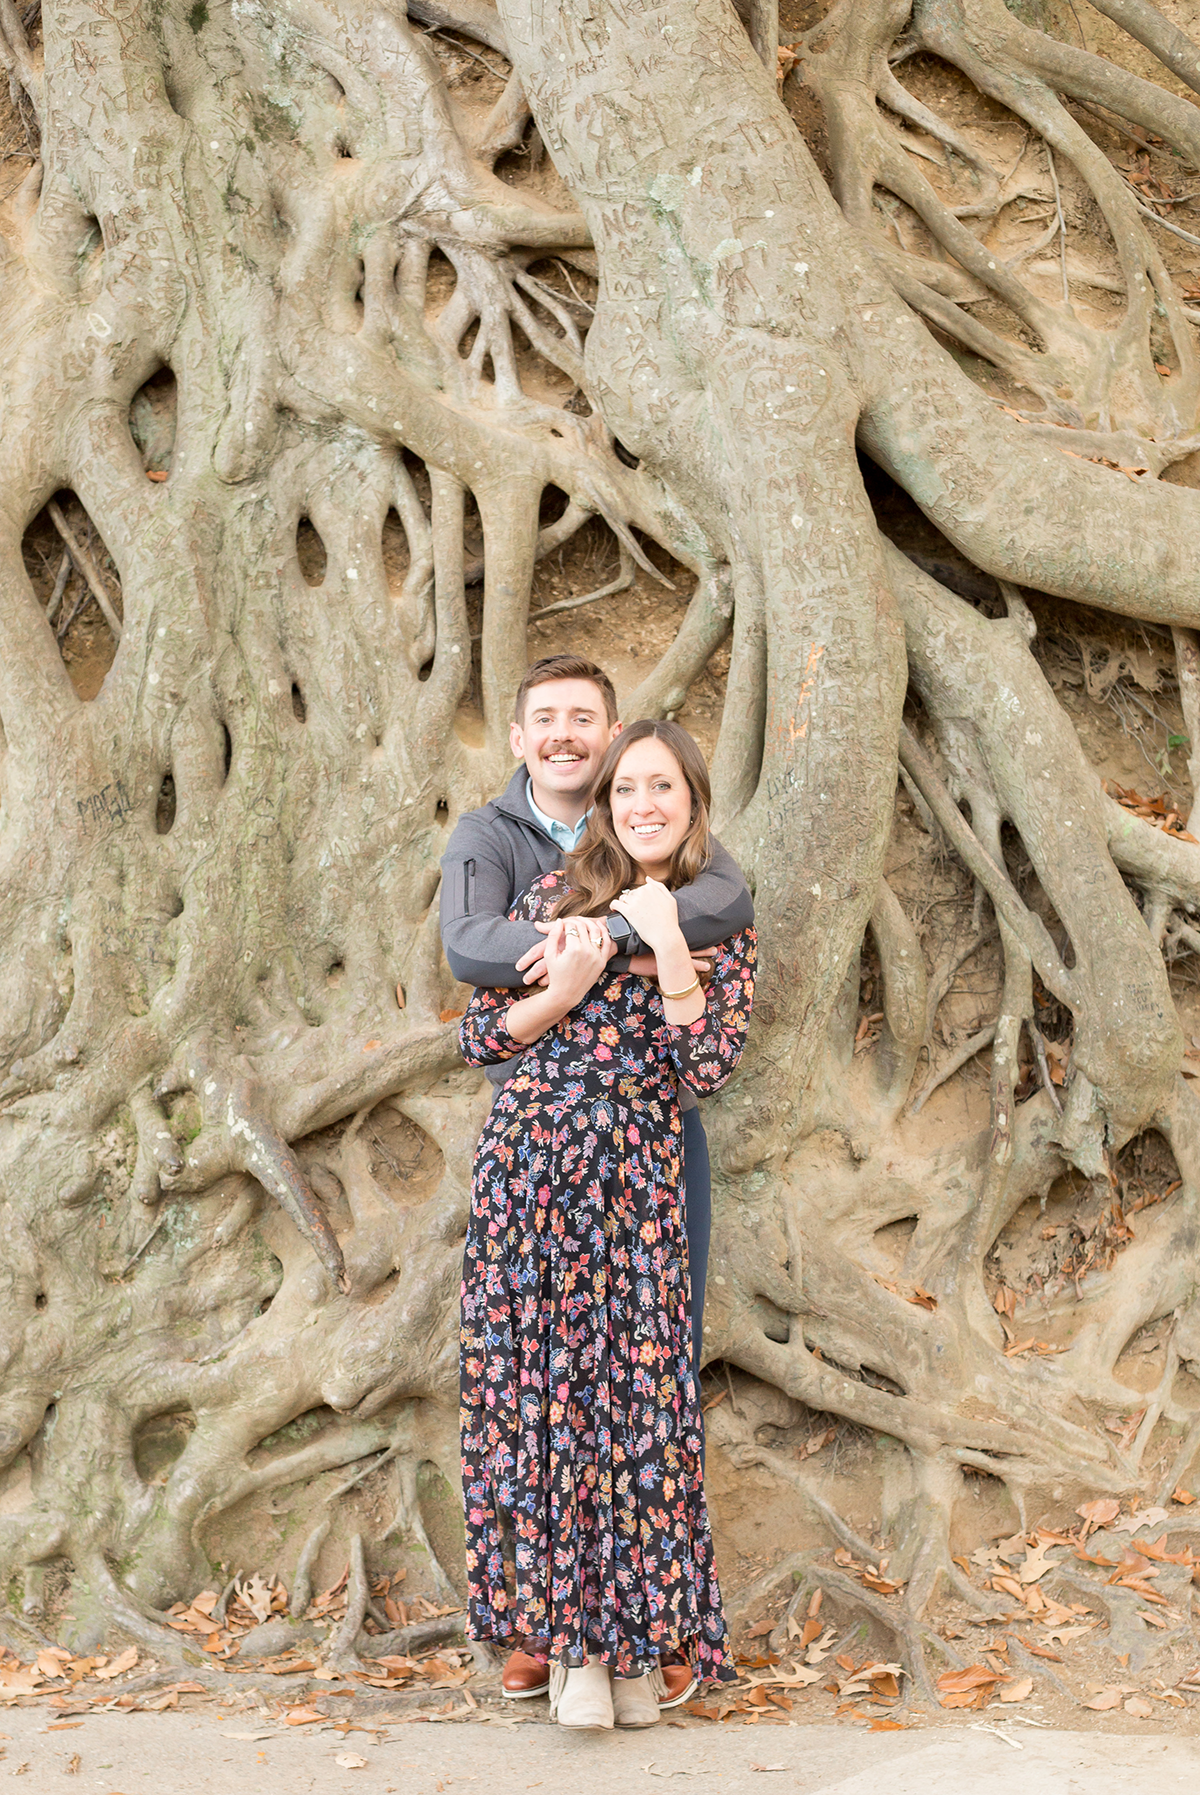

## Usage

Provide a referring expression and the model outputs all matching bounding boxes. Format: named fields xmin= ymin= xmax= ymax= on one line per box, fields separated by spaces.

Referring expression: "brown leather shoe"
xmin=658 ymin=1655 xmax=697 ymax=1708
xmin=502 ymin=1645 xmax=551 ymax=1699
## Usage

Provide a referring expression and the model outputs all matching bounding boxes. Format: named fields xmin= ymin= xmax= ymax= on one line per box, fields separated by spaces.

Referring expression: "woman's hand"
xmin=543 ymin=916 xmax=615 ymax=1002
xmin=610 ymin=878 xmax=681 ymax=955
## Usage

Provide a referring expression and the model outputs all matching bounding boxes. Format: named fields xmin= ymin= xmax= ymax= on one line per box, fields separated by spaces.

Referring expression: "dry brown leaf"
xmin=860 ymin=1572 xmax=904 ymax=1596
xmin=1018 ymin=1542 xmax=1061 ymax=1584
xmin=0 ymin=1667 xmax=42 ymax=1695
xmin=1076 ymin=1544 xmax=1118 ymax=1567
xmin=1083 ymin=1687 xmax=1124 ymax=1710
xmin=92 ymin=1648 xmax=138 ymax=1682
xmin=335 ymin=1753 xmax=369 ymax=1769
xmin=1041 ymin=1621 xmax=1096 ymax=1645
xmin=1076 ymin=1497 xmax=1121 ymax=1536
xmin=281 ymin=1706 xmax=326 ymax=1725
xmin=799 ymin=1426 xmax=836 ymax=1460
xmin=1172 ymin=1485 xmax=1195 ymax=1505
xmin=937 ymin=1664 xmax=997 ymax=1696
xmin=1124 ymin=1696 xmax=1154 ymax=1718
xmin=868 ymin=1718 xmax=908 ymax=1731
xmin=745 ymin=1619 xmax=775 ymax=1639
xmin=1110 ymin=1507 xmax=1171 ymax=1534
xmin=439 ymin=1008 xmax=464 ymax=1023
xmin=240 ymin=1573 xmax=274 ymax=1623
xmin=65 ymin=1755 xmax=80 ymax=1775
xmin=998 ymin=1677 xmax=1033 ymax=1703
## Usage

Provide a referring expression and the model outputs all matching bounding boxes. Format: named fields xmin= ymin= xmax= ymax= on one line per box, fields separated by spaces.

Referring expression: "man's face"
xmin=511 ymin=679 xmax=620 ymax=802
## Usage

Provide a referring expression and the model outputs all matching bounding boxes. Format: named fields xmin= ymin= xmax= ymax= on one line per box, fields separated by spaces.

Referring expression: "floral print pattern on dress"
xmin=458 ymin=870 xmax=757 ymax=1681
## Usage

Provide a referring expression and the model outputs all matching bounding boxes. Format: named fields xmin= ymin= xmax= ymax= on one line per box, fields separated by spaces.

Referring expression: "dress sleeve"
xmin=458 ymin=984 xmax=525 ymax=1065
xmin=456 ymin=872 xmax=564 ymax=1065
xmin=663 ymin=928 xmax=757 ymax=1096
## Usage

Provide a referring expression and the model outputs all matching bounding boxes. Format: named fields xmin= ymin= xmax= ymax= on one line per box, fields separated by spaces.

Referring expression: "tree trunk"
xmin=3 ymin=0 xmax=1200 ymax=1679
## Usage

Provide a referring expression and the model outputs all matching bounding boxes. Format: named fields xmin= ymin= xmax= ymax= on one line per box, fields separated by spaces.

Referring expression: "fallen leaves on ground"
xmin=1108 ymin=1506 xmax=1171 ymax=1535
xmin=997 ymin=1677 xmax=1033 ymax=1704
xmin=1083 ymin=1685 xmax=1131 ymax=1711
xmin=832 ymin=1547 xmax=905 ymax=1597
xmin=1076 ymin=1498 xmax=1122 ymax=1537
xmin=870 ymin=1275 xmax=937 ymax=1311
xmin=1102 ymin=781 xmax=1198 ymax=841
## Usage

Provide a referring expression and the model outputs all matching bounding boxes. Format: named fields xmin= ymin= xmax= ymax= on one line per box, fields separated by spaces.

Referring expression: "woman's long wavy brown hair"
xmin=554 ymin=719 xmax=713 ymax=920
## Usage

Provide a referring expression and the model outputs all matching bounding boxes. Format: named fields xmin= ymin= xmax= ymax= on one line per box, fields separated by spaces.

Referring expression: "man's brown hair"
xmin=513 ymin=655 xmax=618 ymax=727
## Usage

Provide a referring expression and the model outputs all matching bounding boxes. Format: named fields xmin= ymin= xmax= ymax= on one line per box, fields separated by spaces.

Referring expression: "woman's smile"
xmin=611 ymin=738 xmax=692 ymax=875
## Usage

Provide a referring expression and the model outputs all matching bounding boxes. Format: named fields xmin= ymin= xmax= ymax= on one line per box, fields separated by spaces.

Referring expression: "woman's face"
xmin=610 ymin=736 xmax=693 ymax=875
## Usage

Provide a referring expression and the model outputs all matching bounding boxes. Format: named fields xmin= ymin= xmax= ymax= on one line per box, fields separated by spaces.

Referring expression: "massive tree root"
xmin=3 ymin=0 xmax=1200 ymax=1688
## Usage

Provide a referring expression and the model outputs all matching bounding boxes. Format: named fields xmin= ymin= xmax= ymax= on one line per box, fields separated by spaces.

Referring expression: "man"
xmin=439 ymin=654 xmax=754 ymax=1706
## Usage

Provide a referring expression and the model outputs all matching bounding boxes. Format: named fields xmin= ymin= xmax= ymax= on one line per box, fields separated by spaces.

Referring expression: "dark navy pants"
xmin=681 ymin=1105 xmax=711 ymax=1371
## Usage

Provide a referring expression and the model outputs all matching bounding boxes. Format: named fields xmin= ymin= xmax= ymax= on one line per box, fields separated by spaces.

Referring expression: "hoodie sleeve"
xmin=439 ymin=812 xmax=546 ymax=989
xmin=671 ymin=836 xmax=755 ymax=951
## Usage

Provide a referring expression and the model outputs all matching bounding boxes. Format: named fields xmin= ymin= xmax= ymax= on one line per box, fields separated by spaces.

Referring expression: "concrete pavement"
xmin=0 ymin=1704 xmax=1196 ymax=1795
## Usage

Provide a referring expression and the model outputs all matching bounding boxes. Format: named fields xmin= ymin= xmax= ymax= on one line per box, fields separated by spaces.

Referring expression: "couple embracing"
xmin=440 ymin=655 xmax=757 ymax=1732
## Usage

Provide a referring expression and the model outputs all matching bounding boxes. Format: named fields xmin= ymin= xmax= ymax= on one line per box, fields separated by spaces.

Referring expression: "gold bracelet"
xmin=659 ymin=976 xmax=701 ymax=1001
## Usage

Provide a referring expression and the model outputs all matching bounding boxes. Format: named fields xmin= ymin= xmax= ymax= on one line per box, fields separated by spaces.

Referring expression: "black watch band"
xmin=605 ymin=914 xmax=644 ymax=957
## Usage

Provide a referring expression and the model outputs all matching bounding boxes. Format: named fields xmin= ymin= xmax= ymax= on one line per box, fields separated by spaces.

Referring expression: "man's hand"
xmin=516 ymin=934 xmax=550 ymax=986
xmin=629 ymin=952 xmax=712 ymax=981
xmin=519 ymin=916 xmax=713 ymax=987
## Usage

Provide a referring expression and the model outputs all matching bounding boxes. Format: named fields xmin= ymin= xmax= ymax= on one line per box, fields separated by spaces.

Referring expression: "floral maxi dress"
xmin=458 ymin=870 xmax=757 ymax=1680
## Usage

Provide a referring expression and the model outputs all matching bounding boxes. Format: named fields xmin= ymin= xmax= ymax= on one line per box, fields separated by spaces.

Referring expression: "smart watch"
xmin=604 ymin=913 xmax=644 ymax=957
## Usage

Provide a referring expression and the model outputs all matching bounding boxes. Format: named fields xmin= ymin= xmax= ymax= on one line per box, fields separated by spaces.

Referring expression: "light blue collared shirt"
xmin=526 ymin=778 xmax=589 ymax=854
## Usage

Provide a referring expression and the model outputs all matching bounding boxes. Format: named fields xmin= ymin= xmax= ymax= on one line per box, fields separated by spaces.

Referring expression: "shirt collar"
xmin=526 ymin=777 xmax=589 ymax=853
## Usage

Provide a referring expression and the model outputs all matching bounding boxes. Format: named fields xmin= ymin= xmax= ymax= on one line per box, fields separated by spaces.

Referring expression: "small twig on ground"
xmin=119 ymin=1215 xmax=168 ymax=1277
xmin=44 ymin=549 xmax=70 ymax=626
xmin=47 ymin=500 xmax=123 ymax=640
xmin=427 ymin=27 xmax=510 ymax=80
xmin=1129 ymin=192 xmax=1200 ymax=247
xmin=328 ymin=1443 xmax=402 ymax=1500
xmin=1030 ymin=1023 xmax=1063 ymax=1115
xmin=1046 ymin=147 xmax=1069 ymax=305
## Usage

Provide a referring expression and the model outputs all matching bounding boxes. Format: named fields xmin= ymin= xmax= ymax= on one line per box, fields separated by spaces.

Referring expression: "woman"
xmin=458 ymin=720 xmax=756 ymax=1731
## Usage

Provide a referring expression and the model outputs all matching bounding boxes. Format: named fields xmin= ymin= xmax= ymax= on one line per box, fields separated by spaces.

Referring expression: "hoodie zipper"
xmin=463 ymin=858 xmax=476 ymax=916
